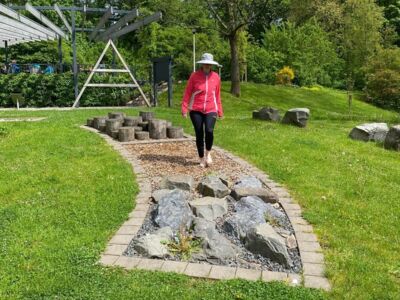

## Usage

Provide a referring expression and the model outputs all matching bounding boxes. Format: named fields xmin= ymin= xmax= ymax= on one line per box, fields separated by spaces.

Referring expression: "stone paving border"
xmin=0 ymin=117 xmax=47 ymax=122
xmin=81 ymin=125 xmax=331 ymax=291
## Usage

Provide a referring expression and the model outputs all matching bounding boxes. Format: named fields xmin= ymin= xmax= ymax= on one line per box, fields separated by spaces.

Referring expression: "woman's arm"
xmin=216 ymin=79 xmax=223 ymax=118
xmin=181 ymin=74 xmax=194 ymax=116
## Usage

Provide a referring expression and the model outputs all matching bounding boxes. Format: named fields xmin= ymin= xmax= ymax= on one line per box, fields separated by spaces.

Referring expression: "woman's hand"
xmin=182 ymin=112 xmax=188 ymax=118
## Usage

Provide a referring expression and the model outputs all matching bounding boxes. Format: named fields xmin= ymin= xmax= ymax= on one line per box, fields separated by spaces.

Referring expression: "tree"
xmin=205 ymin=0 xmax=277 ymax=97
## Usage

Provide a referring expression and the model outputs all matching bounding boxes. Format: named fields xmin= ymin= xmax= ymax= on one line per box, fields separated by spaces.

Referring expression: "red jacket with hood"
xmin=181 ymin=70 xmax=223 ymax=117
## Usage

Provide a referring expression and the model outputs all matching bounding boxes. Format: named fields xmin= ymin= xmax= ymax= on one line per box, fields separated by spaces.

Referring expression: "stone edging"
xmin=80 ymin=125 xmax=331 ymax=291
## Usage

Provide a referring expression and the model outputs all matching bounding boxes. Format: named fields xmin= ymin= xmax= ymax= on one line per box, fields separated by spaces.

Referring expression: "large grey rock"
xmin=198 ymin=176 xmax=230 ymax=198
xmin=253 ymin=107 xmax=281 ymax=122
xmin=192 ymin=218 xmax=239 ymax=261
xmin=384 ymin=125 xmax=400 ymax=151
xmin=152 ymin=189 xmax=174 ymax=203
xmin=190 ymin=197 xmax=228 ymax=221
xmin=224 ymin=196 xmax=285 ymax=239
xmin=161 ymin=174 xmax=194 ymax=191
xmin=231 ymin=186 xmax=279 ymax=203
xmin=154 ymin=189 xmax=193 ymax=231
xmin=234 ymin=176 xmax=263 ymax=189
xmin=245 ymin=223 xmax=291 ymax=267
xmin=133 ymin=227 xmax=173 ymax=258
xmin=282 ymin=108 xmax=310 ymax=128
xmin=349 ymin=123 xmax=389 ymax=142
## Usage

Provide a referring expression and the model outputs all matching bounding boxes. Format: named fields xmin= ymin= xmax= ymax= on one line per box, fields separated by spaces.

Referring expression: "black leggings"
xmin=190 ymin=111 xmax=217 ymax=158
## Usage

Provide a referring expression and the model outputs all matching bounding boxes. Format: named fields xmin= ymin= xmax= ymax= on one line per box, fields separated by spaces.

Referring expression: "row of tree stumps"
xmin=87 ymin=111 xmax=184 ymax=142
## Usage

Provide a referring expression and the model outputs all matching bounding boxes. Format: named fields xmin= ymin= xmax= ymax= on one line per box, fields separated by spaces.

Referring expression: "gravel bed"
xmin=123 ymin=141 xmax=302 ymax=274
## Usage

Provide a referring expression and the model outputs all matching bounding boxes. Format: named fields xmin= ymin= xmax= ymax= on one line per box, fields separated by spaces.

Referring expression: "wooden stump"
xmin=99 ymin=125 xmax=106 ymax=132
xmin=138 ymin=121 xmax=149 ymax=131
xmin=93 ymin=117 xmax=108 ymax=129
xmin=118 ymin=127 xmax=135 ymax=142
xmin=133 ymin=126 xmax=143 ymax=132
xmin=108 ymin=112 xmax=126 ymax=120
xmin=149 ymin=119 xmax=167 ymax=139
xmin=111 ymin=130 xmax=119 ymax=139
xmin=167 ymin=126 xmax=184 ymax=139
xmin=106 ymin=118 xmax=123 ymax=136
xmin=87 ymin=118 xmax=94 ymax=127
xmin=124 ymin=116 xmax=142 ymax=126
xmin=139 ymin=111 xmax=155 ymax=122
xmin=166 ymin=121 xmax=172 ymax=128
xmin=135 ymin=131 xmax=150 ymax=140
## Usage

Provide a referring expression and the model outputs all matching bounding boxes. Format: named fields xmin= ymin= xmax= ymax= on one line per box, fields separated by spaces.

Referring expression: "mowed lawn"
xmin=0 ymin=82 xmax=399 ymax=299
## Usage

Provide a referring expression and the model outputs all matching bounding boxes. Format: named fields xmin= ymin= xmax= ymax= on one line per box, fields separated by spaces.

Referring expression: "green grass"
xmin=0 ymin=82 xmax=399 ymax=299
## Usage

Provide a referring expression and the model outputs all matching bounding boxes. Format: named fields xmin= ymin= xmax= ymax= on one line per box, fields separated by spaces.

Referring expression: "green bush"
xmin=365 ymin=47 xmax=400 ymax=111
xmin=0 ymin=73 xmax=151 ymax=107
xmin=262 ymin=21 xmax=344 ymax=87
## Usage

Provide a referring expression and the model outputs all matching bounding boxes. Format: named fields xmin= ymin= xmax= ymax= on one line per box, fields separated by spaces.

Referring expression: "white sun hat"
xmin=196 ymin=53 xmax=220 ymax=66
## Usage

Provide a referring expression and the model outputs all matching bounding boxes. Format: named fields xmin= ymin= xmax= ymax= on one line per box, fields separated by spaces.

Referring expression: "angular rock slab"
xmin=253 ymin=107 xmax=281 ymax=122
xmin=384 ymin=125 xmax=400 ymax=151
xmin=231 ymin=186 xmax=279 ymax=203
xmin=190 ymin=197 xmax=228 ymax=221
xmin=245 ymin=223 xmax=291 ymax=267
xmin=193 ymin=218 xmax=239 ymax=261
xmin=234 ymin=176 xmax=263 ymax=189
xmin=198 ymin=176 xmax=230 ymax=198
xmin=154 ymin=189 xmax=193 ymax=231
xmin=161 ymin=174 xmax=194 ymax=191
xmin=349 ymin=123 xmax=389 ymax=142
xmin=282 ymin=108 xmax=310 ymax=128
xmin=133 ymin=226 xmax=173 ymax=258
xmin=152 ymin=189 xmax=174 ymax=203
xmin=224 ymin=196 xmax=285 ymax=239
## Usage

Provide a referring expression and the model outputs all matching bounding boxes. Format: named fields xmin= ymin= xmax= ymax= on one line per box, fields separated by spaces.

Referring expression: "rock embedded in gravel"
xmin=133 ymin=226 xmax=173 ymax=258
xmin=349 ymin=123 xmax=389 ymax=142
xmin=234 ymin=176 xmax=263 ymax=189
xmin=384 ymin=125 xmax=400 ymax=151
xmin=152 ymin=189 xmax=174 ymax=203
xmin=161 ymin=174 xmax=194 ymax=191
xmin=193 ymin=218 xmax=239 ymax=261
xmin=286 ymin=234 xmax=298 ymax=249
xmin=154 ymin=189 xmax=193 ymax=231
xmin=231 ymin=186 xmax=279 ymax=203
xmin=190 ymin=197 xmax=228 ymax=221
xmin=245 ymin=223 xmax=291 ymax=267
xmin=198 ymin=176 xmax=230 ymax=198
xmin=282 ymin=108 xmax=310 ymax=128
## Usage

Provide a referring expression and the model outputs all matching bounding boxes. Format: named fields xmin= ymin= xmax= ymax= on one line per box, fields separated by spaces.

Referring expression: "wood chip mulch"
xmin=124 ymin=141 xmax=252 ymax=189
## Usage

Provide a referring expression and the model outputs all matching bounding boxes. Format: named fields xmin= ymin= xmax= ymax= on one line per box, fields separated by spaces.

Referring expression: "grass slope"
xmin=1 ymin=82 xmax=399 ymax=299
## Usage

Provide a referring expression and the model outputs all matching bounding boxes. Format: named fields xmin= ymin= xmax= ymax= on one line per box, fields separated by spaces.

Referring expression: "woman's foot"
xmin=205 ymin=151 xmax=213 ymax=166
xmin=199 ymin=157 xmax=207 ymax=168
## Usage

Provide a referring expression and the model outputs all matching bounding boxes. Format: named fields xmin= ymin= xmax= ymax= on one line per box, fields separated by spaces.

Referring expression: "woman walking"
xmin=181 ymin=53 xmax=223 ymax=168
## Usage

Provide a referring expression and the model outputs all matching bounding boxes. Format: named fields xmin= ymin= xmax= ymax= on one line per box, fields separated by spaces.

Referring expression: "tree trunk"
xmin=229 ymin=33 xmax=241 ymax=97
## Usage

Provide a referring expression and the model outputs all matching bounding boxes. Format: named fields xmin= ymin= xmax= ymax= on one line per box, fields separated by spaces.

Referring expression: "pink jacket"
xmin=181 ymin=70 xmax=223 ymax=117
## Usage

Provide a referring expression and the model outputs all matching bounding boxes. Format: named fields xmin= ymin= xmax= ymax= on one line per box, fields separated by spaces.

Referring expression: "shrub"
xmin=276 ymin=66 xmax=295 ymax=85
xmin=365 ymin=48 xmax=400 ymax=111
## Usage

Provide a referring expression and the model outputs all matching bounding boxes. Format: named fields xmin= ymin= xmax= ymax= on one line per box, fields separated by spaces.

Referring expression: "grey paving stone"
xmin=209 ymin=266 xmax=237 ymax=280
xmin=131 ymin=204 xmax=149 ymax=212
xmin=161 ymin=261 xmax=188 ymax=274
xmin=261 ymin=271 xmax=288 ymax=282
xmin=293 ymin=224 xmax=314 ymax=233
xmin=123 ymin=218 xmax=145 ymax=226
xmin=114 ymin=256 xmax=141 ymax=269
xmin=109 ymin=234 xmax=135 ymax=245
xmin=300 ymin=251 xmax=325 ymax=264
xmin=296 ymin=232 xmax=318 ymax=242
xmin=303 ymin=263 xmax=325 ymax=277
xmin=104 ymin=244 xmax=127 ymax=256
xmin=184 ymin=263 xmax=212 ymax=278
xmin=298 ymin=241 xmax=322 ymax=252
xmin=287 ymin=273 xmax=302 ymax=286
xmin=115 ymin=225 xmax=140 ymax=235
xmin=99 ymin=254 xmax=119 ymax=266
xmin=129 ymin=210 xmax=147 ymax=218
xmin=136 ymin=258 xmax=164 ymax=271
xmin=304 ymin=275 xmax=331 ymax=291
xmin=235 ymin=268 xmax=262 ymax=281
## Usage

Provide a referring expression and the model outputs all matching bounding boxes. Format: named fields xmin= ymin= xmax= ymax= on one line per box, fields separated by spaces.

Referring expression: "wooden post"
xmin=118 ymin=127 xmax=135 ymax=142
xmin=149 ymin=119 xmax=167 ymax=139
xmin=139 ymin=111 xmax=155 ymax=122
xmin=167 ymin=126 xmax=184 ymax=139
xmin=72 ymin=11 xmax=78 ymax=100
xmin=106 ymin=118 xmax=123 ymax=136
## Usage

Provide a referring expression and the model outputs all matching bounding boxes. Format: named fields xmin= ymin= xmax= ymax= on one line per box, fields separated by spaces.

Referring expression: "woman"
xmin=181 ymin=53 xmax=223 ymax=168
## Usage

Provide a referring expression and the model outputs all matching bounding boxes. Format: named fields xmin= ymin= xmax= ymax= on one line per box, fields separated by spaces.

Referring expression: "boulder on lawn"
xmin=253 ymin=107 xmax=281 ymax=122
xmin=231 ymin=186 xmax=279 ymax=203
xmin=349 ymin=123 xmax=389 ymax=142
xmin=282 ymin=108 xmax=310 ymax=128
xmin=245 ymin=223 xmax=291 ymax=267
xmin=198 ymin=176 xmax=230 ymax=198
xmin=161 ymin=174 xmax=194 ymax=191
xmin=384 ymin=125 xmax=400 ymax=151
xmin=234 ymin=176 xmax=263 ymax=189
xmin=133 ymin=227 xmax=173 ymax=258
xmin=224 ymin=196 xmax=285 ymax=239
xmin=154 ymin=189 xmax=193 ymax=231
xmin=190 ymin=197 xmax=228 ymax=221
xmin=192 ymin=218 xmax=239 ymax=261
